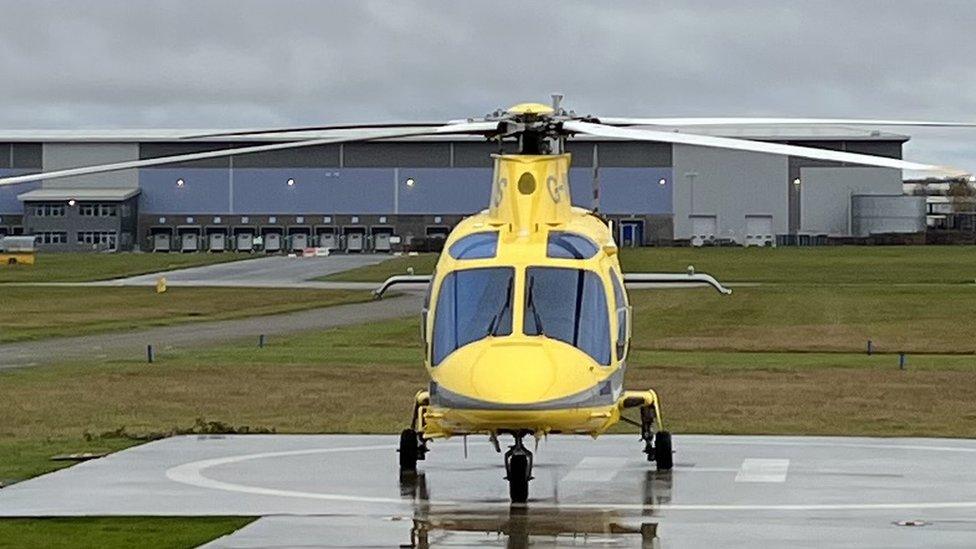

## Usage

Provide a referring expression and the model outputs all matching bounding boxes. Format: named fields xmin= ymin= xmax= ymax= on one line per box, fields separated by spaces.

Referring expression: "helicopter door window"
xmin=432 ymin=267 xmax=514 ymax=365
xmin=421 ymin=269 xmax=435 ymax=347
xmin=448 ymin=231 xmax=499 ymax=260
xmin=609 ymin=269 xmax=629 ymax=361
xmin=546 ymin=231 xmax=599 ymax=259
xmin=524 ymin=267 xmax=611 ymax=365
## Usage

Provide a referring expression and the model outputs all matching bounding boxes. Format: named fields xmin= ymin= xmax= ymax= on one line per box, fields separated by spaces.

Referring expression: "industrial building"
xmin=0 ymin=127 xmax=925 ymax=252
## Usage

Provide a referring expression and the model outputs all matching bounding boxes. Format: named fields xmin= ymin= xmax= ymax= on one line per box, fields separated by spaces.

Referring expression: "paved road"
xmin=0 ymin=293 xmax=422 ymax=369
xmin=2 ymin=434 xmax=975 ymax=547
xmin=96 ymin=254 xmax=392 ymax=288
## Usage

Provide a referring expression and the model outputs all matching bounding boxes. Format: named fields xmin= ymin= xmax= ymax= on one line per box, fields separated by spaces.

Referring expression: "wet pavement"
xmin=2 ymin=434 xmax=975 ymax=547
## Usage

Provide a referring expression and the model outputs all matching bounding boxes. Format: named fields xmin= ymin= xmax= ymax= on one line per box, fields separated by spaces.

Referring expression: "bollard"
xmin=258 ymin=334 xmax=266 ymax=348
xmin=899 ymin=352 xmax=906 ymax=370
xmin=867 ymin=340 xmax=873 ymax=356
xmin=147 ymin=344 xmax=155 ymax=364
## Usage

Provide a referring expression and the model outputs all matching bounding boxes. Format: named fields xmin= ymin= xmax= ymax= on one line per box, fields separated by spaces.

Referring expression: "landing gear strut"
xmin=399 ymin=391 xmax=431 ymax=472
xmin=641 ymin=405 xmax=673 ymax=470
xmin=504 ymin=433 xmax=534 ymax=503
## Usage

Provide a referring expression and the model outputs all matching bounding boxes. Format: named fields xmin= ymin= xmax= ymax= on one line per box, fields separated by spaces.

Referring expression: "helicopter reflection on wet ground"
xmin=399 ymin=469 xmax=670 ymax=547
xmin=2 ymin=434 xmax=976 ymax=547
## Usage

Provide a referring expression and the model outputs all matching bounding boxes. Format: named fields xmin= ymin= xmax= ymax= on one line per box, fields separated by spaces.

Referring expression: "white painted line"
xmin=163 ymin=439 xmax=976 ymax=512
xmin=735 ymin=459 xmax=790 ymax=483
xmin=560 ymin=457 xmax=630 ymax=482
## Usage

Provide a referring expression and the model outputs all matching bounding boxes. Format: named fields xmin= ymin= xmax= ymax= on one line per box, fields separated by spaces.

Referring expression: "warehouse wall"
xmin=138 ymin=165 xmax=673 ymax=215
xmin=799 ymin=167 xmax=901 ymax=235
xmin=42 ymin=143 xmax=139 ymax=189
xmin=672 ymin=144 xmax=788 ymax=243
xmin=0 ymin=175 xmax=38 ymax=213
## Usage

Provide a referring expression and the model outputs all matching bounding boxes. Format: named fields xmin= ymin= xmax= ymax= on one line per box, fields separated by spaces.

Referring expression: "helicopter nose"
xmin=469 ymin=343 xmax=557 ymax=404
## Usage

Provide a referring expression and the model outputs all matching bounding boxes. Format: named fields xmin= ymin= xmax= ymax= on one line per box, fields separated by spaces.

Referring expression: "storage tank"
xmin=851 ymin=195 xmax=925 ymax=236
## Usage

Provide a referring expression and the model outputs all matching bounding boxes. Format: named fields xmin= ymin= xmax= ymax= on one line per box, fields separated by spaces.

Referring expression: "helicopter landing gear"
xmin=399 ymin=390 xmax=431 ymax=472
xmin=504 ymin=433 xmax=534 ymax=503
xmin=399 ymin=428 xmax=429 ymax=471
xmin=640 ymin=400 xmax=673 ymax=471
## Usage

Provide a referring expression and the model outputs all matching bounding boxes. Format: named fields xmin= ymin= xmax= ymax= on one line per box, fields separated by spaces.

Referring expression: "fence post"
xmin=258 ymin=334 xmax=266 ymax=348
xmin=147 ymin=344 xmax=155 ymax=364
xmin=899 ymin=352 xmax=906 ymax=370
xmin=867 ymin=340 xmax=873 ymax=356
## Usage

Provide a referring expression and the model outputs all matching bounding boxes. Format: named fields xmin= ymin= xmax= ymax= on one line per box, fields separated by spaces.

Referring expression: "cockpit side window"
xmin=448 ymin=231 xmax=499 ymax=260
xmin=546 ymin=231 xmax=599 ymax=259
xmin=524 ymin=267 xmax=611 ymax=365
xmin=609 ymin=269 xmax=629 ymax=361
xmin=431 ymin=267 xmax=514 ymax=365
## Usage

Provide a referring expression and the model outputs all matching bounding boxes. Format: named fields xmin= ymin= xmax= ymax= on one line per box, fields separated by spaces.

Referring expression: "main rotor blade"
xmin=564 ymin=121 xmax=966 ymax=176
xmin=0 ymin=122 xmax=499 ymax=187
xmin=597 ymin=117 xmax=976 ymax=128
xmin=183 ymin=122 xmax=451 ymax=139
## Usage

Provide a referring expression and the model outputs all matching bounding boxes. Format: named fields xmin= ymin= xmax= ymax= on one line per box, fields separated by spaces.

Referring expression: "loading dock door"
xmin=264 ymin=232 xmax=282 ymax=253
xmin=373 ymin=232 xmax=392 ymax=252
xmin=318 ymin=231 xmax=337 ymax=250
xmin=690 ymin=216 xmax=717 ymax=247
xmin=208 ymin=232 xmax=226 ymax=252
xmin=290 ymin=233 xmax=308 ymax=251
xmin=180 ymin=232 xmax=199 ymax=253
xmin=236 ymin=232 xmax=253 ymax=252
xmin=346 ymin=232 xmax=364 ymax=252
xmin=745 ymin=216 xmax=774 ymax=247
xmin=153 ymin=233 xmax=171 ymax=253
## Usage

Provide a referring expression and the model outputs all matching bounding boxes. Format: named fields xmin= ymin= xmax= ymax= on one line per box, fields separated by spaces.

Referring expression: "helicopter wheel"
xmin=508 ymin=454 xmax=530 ymax=503
xmin=399 ymin=429 xmax=420 ymax=471
xmin=654 ymin=431 xmax=673 ymax=471
xmin=504 ymin=435 xmax=533 ymax=504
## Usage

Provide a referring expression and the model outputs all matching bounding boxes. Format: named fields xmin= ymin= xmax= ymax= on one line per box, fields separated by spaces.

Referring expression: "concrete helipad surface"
xmin=2 ymin=434 xmax=976 ymax=547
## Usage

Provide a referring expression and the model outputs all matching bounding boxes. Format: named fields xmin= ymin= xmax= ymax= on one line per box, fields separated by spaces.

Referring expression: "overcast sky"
xmin=1 ymin=0 xmax=974 ymax=174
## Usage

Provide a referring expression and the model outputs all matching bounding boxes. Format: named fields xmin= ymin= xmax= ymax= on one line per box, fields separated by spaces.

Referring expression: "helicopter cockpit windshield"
xmin=432 ymin=267 xmax=514 ymax=365
xmin=431 ymin=264 xmax=612 ymax=367
xmin=524 ymin=267 xmax=611 ymax=365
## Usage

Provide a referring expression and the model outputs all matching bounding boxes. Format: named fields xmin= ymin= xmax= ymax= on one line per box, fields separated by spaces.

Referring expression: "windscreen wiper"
xmin=526 ymin=275 xmax=545 ymax=334
xmin=487 ymin=276 xmax=514 ymax=336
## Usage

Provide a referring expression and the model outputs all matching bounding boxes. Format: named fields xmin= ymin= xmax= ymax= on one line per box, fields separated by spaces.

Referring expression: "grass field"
xmin=0 ymin=517 xmax=252 ymax=549
xmin=629 ymin=284 xmax=976 ymax=353
xmin=323 ymin=246 xmax=976 ymax=284
xmin=0 ymin=286 xmax=371 ymax=342
xmin=2 ymin=309 xmax=974 ymax=484
xmin=0 ymin=252 xmax=254 ymax=283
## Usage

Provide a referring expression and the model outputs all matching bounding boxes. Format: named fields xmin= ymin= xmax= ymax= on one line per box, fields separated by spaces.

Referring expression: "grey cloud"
xmin=0 ymin=0 xmax=973 ymax=172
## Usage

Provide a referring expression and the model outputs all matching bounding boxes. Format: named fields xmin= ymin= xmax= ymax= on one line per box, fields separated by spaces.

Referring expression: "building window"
xmin=79 ymin=203 xmax=118 ymax=217
xmin=77 ymin=231 xmax=118 ymax=249
xmin=35 ymin=231 xmax=67 ymax=245
xmin=31 ymin=203 xmax=65 ymax=217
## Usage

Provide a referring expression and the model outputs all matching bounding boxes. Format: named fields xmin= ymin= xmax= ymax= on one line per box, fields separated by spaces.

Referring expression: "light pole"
xmin=685 ymin=172 xmax=699 ymax=215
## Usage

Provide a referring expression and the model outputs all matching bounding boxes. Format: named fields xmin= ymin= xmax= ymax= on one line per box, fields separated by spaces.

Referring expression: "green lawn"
xmin=0 ymin=286 xmax=371 ymax=342
xmin=0 ymin=517 xmax=253 ymax=549
xmin=323 ymin=246 xmax=976 ymax=285
xmin=629 ymin=284 xmax=976 ymax=354
xmin=2 ymin=310 xmax=974 ymax=485
xmin=0 ymin=252 xmax=255 ymax=283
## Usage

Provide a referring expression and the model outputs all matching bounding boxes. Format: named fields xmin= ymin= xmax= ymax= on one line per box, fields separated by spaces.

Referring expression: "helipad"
xmin=2 ymin=434 xmax=975 ymax=547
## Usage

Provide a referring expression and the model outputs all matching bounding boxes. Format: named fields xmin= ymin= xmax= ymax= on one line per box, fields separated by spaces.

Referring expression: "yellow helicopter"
xmin=2 ymin=96 xmax=970 ymax=503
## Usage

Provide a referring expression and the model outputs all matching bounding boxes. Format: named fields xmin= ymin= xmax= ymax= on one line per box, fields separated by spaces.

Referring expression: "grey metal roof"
xmin=0 ymin=126 xmax=910 ymax=143
xmin=17 ymin=188 xmax=141 ymax=201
